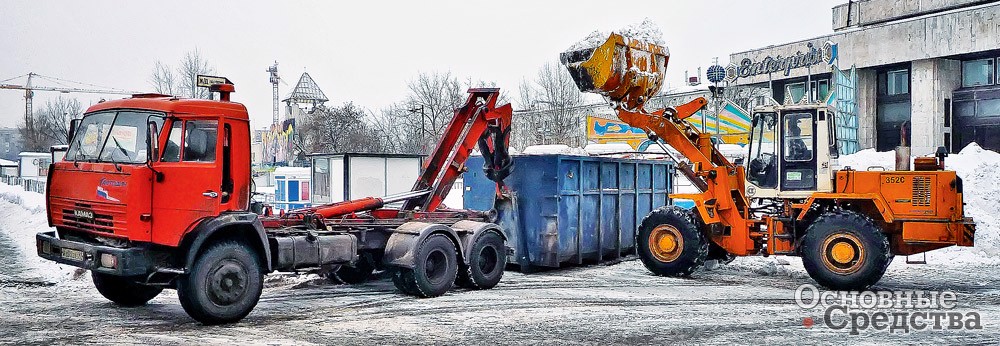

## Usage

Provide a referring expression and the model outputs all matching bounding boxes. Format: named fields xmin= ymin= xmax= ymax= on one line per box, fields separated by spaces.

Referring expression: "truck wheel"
xmin=456 ymin=231 xmax=505 ymax=290
xmin=92 ymin=272 xmax=163 ymax=307
xmin=330 ymin=251 xmax=377 ymax=284
xmin=177 ymin=240 xmax=263 ymax=325
xmin=800 ymin=210 xmax=891 ymax=290
xmin=391 ymin=268 xmax=420 ymax=295
xmin=636 ymin=206 xmax=708 ymax=276
xmin=393 ymin=234 xmax=457 ymax=297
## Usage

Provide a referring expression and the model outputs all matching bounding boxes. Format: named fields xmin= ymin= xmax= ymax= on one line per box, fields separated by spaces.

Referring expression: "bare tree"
xmin=403 ymin=71 xmax=465 ymax=152
xmin=18 ymin=96 xmax=82 ymax=151
xmin=300 ymin=103 xmax=388 ymax=154
xmin=177 ymin=49 xmax=216 ymax=99
xmin=149 ymin=60 xmax=178 ymax=95
xmin=147 ymin=49 xmax=215 ymax=99
xmin=515 ymin=61 xmax=585 ymax=147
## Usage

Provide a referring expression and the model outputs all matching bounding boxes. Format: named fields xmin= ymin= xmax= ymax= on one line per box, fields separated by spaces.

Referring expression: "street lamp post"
xmin=408 ymin=104 xmax=427 ymax=152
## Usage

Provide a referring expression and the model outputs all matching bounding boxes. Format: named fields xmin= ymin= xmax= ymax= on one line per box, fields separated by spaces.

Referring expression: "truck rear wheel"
xmin=330 ymin=251 xmax=377 ymax=284
xmin=177 ymin=240 xmax=263 ymax=325
xmin=392 ymin=234 xmax=458 ymax=297
xmin=636 ymin=206 xmax=708 ymax=276
xmin=800 ymin=211 xmax=891 ymax=290
xmin=456 ymin=231 xmax=505 ymax=290
xmin=92 ymin=272 xmax=163 ymax=307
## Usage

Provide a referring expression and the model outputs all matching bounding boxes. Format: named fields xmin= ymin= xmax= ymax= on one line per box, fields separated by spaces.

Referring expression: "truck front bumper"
xmin=36 ymin=231 xmax=156 ymax=277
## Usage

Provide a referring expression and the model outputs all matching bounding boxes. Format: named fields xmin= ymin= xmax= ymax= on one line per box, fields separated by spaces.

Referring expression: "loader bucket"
xmin=560 ymin=33 xmax=669 ymax=111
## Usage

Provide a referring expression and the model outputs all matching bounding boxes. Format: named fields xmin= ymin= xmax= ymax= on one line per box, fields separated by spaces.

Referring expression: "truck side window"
xmin=183 ymin=120 xmax=218 ymax=162
xmin=162 ymin=121 xmax=182 ymax=162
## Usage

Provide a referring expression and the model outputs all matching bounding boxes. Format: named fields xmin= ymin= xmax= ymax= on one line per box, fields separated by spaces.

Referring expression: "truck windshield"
xmin=65 ymin=111 xmax=165 ymax=164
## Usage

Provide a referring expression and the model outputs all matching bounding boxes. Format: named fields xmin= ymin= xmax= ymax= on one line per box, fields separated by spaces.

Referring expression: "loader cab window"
xmin=747 ymin=112 xmax=778 ymax=188
xmin=781 ymin=112 xmax=818 ymax=191
xmin=783 ymin=113 xmax=814 ymax=162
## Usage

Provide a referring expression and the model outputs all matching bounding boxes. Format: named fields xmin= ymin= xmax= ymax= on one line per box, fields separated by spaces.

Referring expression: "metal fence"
xmin=0 ymin=174 xmax=45 ymax=194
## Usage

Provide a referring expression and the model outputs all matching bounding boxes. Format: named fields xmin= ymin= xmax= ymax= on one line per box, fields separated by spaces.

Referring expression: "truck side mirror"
xmin=68 ymin=119 xmax=82 ymax=144
xmin=147 ymin=121 xmax=159 ymax=162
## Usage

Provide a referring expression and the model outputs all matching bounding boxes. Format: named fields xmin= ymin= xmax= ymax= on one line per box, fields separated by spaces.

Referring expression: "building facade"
xmin=725 ymin=0 xmax=1000 ymax=155
xmin=0 ymin=128 xmax=23 ymax=161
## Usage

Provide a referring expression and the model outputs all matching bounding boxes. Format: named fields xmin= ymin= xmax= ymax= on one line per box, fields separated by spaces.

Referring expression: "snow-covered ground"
xmin=1 ymin=143 xmax=998 ymax=343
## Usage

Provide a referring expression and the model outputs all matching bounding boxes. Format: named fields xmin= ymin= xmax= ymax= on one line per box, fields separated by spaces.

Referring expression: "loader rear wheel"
xmin=636 ymin=206 xmax=708 ymax=277
xmin=801 ymin=211 xmax=891 ymax=290
xmin=457 ymin=231 xmax=505 ymax=290
xmin=392 ymin=234 xmax=458 ymax=297
xmin=92 ymin=272 xmax=163 ymax=307
xmin=177 ymin=240 xmax=263 ymax=325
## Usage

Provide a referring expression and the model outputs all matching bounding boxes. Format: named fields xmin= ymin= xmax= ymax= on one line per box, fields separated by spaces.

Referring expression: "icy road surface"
xmin=2 ymin=258 xmax=998 ymax=345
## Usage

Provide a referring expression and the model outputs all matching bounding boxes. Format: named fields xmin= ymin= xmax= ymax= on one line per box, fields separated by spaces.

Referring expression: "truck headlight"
xmin=99 ymin=253 xmax=118 ymax=269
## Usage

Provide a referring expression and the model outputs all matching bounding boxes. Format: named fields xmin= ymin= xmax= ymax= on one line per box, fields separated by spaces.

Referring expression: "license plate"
xmin=61 ymin=248 xmax=86 ymax=262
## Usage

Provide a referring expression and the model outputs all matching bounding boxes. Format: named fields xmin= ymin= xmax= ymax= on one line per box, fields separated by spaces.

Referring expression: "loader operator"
xmin=786 ymin=120 xmax=811 ymax=161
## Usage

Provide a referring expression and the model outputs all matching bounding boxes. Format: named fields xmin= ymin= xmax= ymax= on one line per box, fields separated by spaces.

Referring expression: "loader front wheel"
xmin=636 ymin=206 xmax=708 ymax=277
xmin=801 ymin=211 xmax=891 ymax=290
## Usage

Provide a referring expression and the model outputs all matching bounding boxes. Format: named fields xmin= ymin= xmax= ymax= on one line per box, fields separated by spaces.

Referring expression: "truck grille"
xmin=911 ymin=176 xmax=931 ymax=207
xmin=50 ymin=198 xmax=125 ymax=235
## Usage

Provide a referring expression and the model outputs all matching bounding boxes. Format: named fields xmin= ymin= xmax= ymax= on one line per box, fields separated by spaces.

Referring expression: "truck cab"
xmin=45 ymin=95 xmax=252 ymax=255
xmin=744 ymin=103 xmax=839 ymax=199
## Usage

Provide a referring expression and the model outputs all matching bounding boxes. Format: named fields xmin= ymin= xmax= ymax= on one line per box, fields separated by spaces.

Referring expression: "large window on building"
xmin=877 ymin=66 xmax=912 ymax=151
xmin=962 ymin=58 xmax=995 ymax=88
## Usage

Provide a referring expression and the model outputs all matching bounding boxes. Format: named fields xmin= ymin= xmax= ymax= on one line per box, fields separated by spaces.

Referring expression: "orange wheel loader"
xmin=561 ymin=33 xmax=975 ymax=290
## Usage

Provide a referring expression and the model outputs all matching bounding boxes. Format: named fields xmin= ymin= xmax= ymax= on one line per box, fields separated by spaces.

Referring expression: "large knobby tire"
xmin=177 ymin=240 xmax=264 ymax=325
xmin=392 ymin=234 xmax=458 ymax=298
xmin=636 ymin=206 xmax=708 ymax=276
xmin=92 ymin=272 xmax=163 ymax=307
xmin=330 ymin=251 xmax=378 ymax=284
xmin=456 ymin=231 xmax=505 ymax=290
xmin=800 ymin=210 xmax=892 ymax=290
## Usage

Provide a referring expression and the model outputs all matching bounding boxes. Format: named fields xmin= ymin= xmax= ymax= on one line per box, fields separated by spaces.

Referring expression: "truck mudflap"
xmin=36 ymin=231 xmax=156 ymax=277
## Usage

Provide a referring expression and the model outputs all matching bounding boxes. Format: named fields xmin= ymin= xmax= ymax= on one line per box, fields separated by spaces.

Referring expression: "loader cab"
xmin=745 ymin=103 xmax=837 ymax=199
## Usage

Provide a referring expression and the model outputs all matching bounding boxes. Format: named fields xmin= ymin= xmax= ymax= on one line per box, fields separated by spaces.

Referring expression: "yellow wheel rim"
xmin=649 ymin=225 xmax=683 ymax=263
xmin=821 ymin=233 xmax=865 ymax=274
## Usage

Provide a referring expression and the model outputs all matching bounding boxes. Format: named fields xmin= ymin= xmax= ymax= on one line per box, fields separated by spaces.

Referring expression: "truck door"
xmin=151 ymin=118 xmax=223 ymax=245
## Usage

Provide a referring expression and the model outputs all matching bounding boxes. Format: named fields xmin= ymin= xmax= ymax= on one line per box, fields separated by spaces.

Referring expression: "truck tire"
xmin=330 ymin=251 xmax=377 ymax=284
xmin=800 ymin=210 xmax=891 ymax=290
xmin=92 ymin=272 xmax=163 ymax=307
xmin=636 ymin=206 xmax=708 ymax=276
xmin=177 ymin=240 xmax=264 ymax=325
xmin=456 ymin=231 xmax=505 ymax=290
xmin=392 ymin=234 xmax=458 ymax=298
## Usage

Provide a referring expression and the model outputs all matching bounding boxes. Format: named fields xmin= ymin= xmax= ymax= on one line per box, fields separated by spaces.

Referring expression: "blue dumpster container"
xmin=463 ymin=154 xmax=675 ymax=271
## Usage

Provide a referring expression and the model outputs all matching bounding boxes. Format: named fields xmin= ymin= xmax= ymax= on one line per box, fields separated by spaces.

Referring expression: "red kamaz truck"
xmin=36 ymin=79 xmax=514 ymax=324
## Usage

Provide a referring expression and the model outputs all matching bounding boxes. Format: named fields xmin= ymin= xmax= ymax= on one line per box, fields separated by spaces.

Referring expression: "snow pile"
xmin=584 ymin=143 xmax=635 ymax=157
xmin=520 ymin=144 xmax=589 ymax=156
xmin=565 ymin=18 xmax=666 ymax=52
xmin=0 ymin=182 xmax=78 ymax=283
xmin=838 ymin=143 xmax=1000 ymax=264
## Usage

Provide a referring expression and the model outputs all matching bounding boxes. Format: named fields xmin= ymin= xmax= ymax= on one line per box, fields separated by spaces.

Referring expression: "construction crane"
xmin=266 ymin=62 xmax=281 ymax=126
xmin=0 ymin=72 xmax=137 ymax=144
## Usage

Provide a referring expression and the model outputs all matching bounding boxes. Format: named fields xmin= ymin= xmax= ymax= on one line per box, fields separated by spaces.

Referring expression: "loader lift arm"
xmin=561 ymin=33 xmax=755 ymax=254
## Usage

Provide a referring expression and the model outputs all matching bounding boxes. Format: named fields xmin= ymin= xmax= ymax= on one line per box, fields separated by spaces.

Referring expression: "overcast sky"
xmin=0 ymin=0 xmax=842 ymax=130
